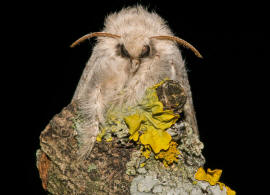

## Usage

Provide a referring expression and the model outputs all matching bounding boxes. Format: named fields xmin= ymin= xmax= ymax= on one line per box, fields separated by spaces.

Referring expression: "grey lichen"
xmin=126 ymin=150 xmax=142 ymax=176
xmin=197 ymin=181 xmax=227 ymax=195
xmin=177 ymin=122 xmax=205 ymax=169
xmin=137 ymin=175 xmax=160 ymax=193
xmin=129 ymin=160 xmax=228 ymax=195
xmin=127 ymin=117 xmax=208 ymax=194
xmin=126 ymin=118 xmax=230 ymax=195
xmin=130 ymin=155 xmax=194 ymax=195
xmin=178 ymin=122 xmax=204 ymax=156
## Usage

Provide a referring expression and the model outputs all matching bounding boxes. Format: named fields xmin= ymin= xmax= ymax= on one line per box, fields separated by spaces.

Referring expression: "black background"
xmin=7 ymin=0 xmax=266 ymax=194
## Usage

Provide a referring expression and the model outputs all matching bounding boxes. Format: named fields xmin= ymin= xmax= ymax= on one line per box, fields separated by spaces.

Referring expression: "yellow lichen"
xmin=195 ymin=167 xmax=222 ymax=185
xmin=195 ymin=167 xmax=236 ymax=195
xmin=224 ymin=185 xmax=236 ymax=195
xmin=140 ymin=163 xmax=146 ymax=167
xmin=96 ymin=128 xmax=106 ymax=142
xmin=105 ymin=137 xmax=113 ymax=142
xmin=140 ymin=126 xmax=172 ymax=154
xmin=124 ymin=81 xmax=179 ymax=153
xmin=125 ymin=113 xmax=144 ymax=142
xmin=155 ymin=141 xmax=180 ymax=167
xmin=141 ymin=145 xmax=151 ymax=159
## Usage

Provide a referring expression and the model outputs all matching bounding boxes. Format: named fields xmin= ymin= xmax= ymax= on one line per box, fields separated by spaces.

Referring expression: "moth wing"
xmin=72 ymin=49 xmax=103 ymax=100
xmin=171 ymin=54 xmax=199 ymax=136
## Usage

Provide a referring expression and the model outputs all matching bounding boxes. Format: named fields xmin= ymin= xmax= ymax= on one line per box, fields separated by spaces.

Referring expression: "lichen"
xmin=71 ymin=113 xmax=84 ymax=130
xmin=122 ymin=81 xmax=186 ymax=169
xmin=97 ymin=80 xmax=179 ymax=156
xmin=129 ymin=153 xmax=199 ymax=195
xmin=140 ymin=127 xmax=172 ymax=154
xmin=87 ymin=163 xmax=97 ymax=172
xmin=124 ymin=81 xmax=179 ymax=153
xmin=126 ymin=150 xmax=142 ymax=176
xmin=178 ymin=122 xmax=204 ymax=157
xmin=140 ymin=163 xmax=146 ymax=168
xmin=92 ymin=80 xmax=236 ymax=194
xmin=224 ymin=186 xmax=236 ymax=195
xmin=141 ymin=145 xmax=151 ymax=159
xmin=177 ymin=122 xmax=205 ymax=171
xmin=155 ymin=141 xmax=180 ymax=167
xmin=195 ymin=167 xmax=222 ymax=186
xmin=96 ymin=128 xmax=106 ymax=142
xmin=195 ymin=167 xmax=236 ymax=195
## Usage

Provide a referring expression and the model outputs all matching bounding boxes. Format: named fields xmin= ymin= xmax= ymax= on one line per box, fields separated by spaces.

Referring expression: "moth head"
xmin=117 ymin=43 xmax=151 ymax=59
xmin=115 ymin=34 xmax=155 ymax=73
xmin=118 ymin=34 xmax=151 ymax=58
xmin=70 ymin=32 xmax=203 ymax=73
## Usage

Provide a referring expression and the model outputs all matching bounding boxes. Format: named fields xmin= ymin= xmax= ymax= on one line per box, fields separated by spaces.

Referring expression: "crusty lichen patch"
xmin=155 ymin=141 xmax=180 ymax=167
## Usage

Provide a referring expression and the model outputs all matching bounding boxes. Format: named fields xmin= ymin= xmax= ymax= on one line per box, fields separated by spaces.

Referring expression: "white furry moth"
xmin=71 ymin=6 xmax=202 ymax=158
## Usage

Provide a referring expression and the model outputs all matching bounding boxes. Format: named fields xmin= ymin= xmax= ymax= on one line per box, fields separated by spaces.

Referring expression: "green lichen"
xmin=95 ymin=104 xmax=131 ymax=142
xmin=71 ymin=113 xmax=84 ymax=130
xmin=87 ymin=163 xmax=97 ymax=172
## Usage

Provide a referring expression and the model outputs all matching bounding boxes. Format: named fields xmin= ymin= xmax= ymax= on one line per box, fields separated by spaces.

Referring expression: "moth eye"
xmin=120 ymin=44 xmax=130 ymax=58
xmin=140 ymin=45 xmax=150 ymax=58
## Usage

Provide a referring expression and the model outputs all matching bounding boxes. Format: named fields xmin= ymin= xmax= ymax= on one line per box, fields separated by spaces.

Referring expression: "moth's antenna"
xmin=151 ymin=35 xmax=203 ymax=58
xmin=70 ymin=32 xmax=121 ymax=48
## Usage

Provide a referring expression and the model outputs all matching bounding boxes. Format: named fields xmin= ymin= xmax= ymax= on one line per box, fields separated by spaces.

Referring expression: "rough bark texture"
xmin=37 ymin=101 xmax=136 ymax=195
xmin=36 ymin=80 xmax=233 ymax=195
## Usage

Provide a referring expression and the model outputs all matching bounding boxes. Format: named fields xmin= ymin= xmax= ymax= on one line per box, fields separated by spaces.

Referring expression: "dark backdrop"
xmin=9 ymin=1 xmax=266 ymax=194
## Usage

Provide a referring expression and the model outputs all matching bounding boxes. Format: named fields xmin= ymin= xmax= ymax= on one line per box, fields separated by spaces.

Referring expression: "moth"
xmin=71 ymin=6 xmax=202 ymax=158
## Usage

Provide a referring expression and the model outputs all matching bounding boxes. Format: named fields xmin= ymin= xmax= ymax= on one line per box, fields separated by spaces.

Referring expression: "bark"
xmin=36 ymin=80 xmax=232 ymax=195
xmin=36 ymin=101 xmax=135 ymax=195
